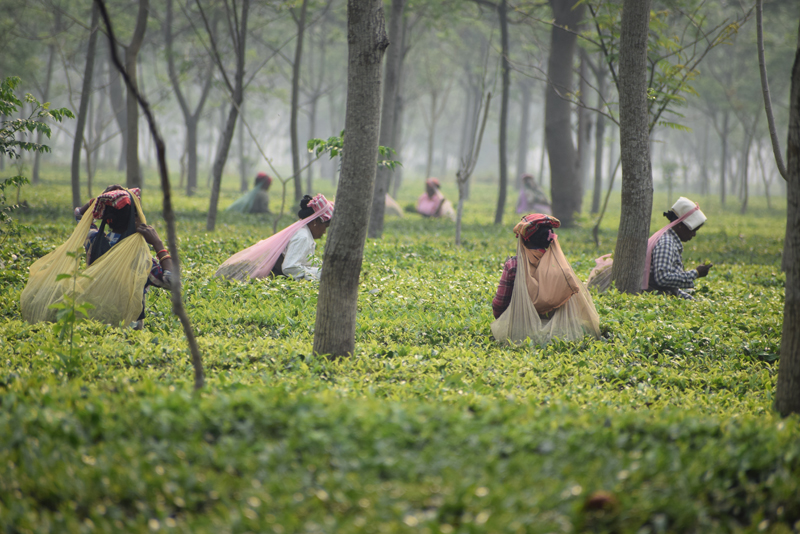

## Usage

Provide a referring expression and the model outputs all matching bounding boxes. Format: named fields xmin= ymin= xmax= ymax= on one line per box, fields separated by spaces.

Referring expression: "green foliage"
xmin=307 ymin=131 xmax=402 ymax=171
xmin=0 ymin=76 xmax=73 ymax=244
xmin=582 ymin=2 xmax=747 ymax=133
xmin=45 ymin=249 xmax=95 ymax=380
xmin=0 ymin=180 xmax=795 ymax=532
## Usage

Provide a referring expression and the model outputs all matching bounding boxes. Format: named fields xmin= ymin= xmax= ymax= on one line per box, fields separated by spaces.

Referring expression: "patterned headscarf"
xmin=425 ymin=177 xmax=441 ymax=189
xmin=513 ymin=213 xmax=561 ymax=241
xmin=91 ymin=188 xmax=141 ymax=220
xmin=308 ymin=193 xmax=334 ymax=222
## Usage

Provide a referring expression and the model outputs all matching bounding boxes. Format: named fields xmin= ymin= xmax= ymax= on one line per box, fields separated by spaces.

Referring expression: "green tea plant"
xmin=45 ymin=248 xmax=94 ymax=379
xmin=0 ymin=179 xmax=794 ymax=533
xmin=0 ymin=76 xmax=73 ymax=243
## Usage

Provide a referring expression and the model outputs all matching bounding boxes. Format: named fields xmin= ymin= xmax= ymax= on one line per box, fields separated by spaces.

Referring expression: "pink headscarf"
xmin=215 ymin=193 xmax=334 ymax=281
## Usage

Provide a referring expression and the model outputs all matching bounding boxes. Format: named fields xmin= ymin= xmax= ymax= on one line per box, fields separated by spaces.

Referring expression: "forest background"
xmin=1 ymin=0 xmax=800 ymax=532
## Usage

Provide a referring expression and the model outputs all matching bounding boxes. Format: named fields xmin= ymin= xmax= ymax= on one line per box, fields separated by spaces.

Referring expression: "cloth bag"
xmin=20 ymin=194 xmax=152 ymax=326
xmin=491 ymin=237 xmax=600 ymax=345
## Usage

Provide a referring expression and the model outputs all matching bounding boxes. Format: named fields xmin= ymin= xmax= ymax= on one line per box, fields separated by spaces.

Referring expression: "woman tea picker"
xmin=491 ymin=214 xmax=601 ymax=345
xmin=20 ymin=185 xmax=173 ymax=329
xmin=215 ymin=193 xmax=333 ymax=281
xmin=587 ymin=196 xmax=712 ymax=299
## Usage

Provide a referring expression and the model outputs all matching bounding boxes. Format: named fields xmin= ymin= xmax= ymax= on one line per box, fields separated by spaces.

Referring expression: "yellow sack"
xmin=20 ymin=193 xmax=153 ymax=326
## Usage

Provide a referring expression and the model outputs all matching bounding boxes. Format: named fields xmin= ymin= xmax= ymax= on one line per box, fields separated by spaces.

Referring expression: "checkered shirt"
xmin=649 ymin=228 xmax=697 ymax=300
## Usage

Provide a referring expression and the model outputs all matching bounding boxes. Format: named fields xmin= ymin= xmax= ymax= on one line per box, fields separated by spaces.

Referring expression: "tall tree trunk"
xmin=313 ymin=0 xmax=388 ymax=358
xmin=291 ymin=0 xmax=309 ymax=202
xmin=775 ymin=27 xmax=800 ymax=416
xmin=391 ymin=92 xmax=406 ymax=197
xmin=239 ymin=103 xmax=248 ymax=192
xmin=493 ymin=0 xmax=510 ymax=225
xmin=306 ymin=97 xmax=317 ymax=192
xmin=578 ymin=49 xmax=592 ymax=194
xmin=516 ymin=78 xmax=531 ymax=185
xmin=700 ymin=121 xmax=709 ymax=196
xmin=124 ymin=0 xmax=149 ymax=189
xmin=70 ymin=4 xmax=100 ymax=208
xmin=545 ymin=0 xmax=584 ymax=227
xmin=610 ymin=0 xmax=652 ymax=294
xmin=720 ymin=111 xmax=729 ymax=206
xmin=206 ymin=0 xmax=249 ymax=231
xmin=591 ymin=64 xmax=607 ymax=214
xmin=34 ymin=16 xmax=60 ymax=185
xmin=740 ymin=129 xmax=753 ymax=214
xmin=166 ymin=0 xmax=213 ymax=197
xmin=108 ymin=40 xmax=127 ymax=172
xmin=368 ymin=0 xmax=407 ymax=238
xmin=425 ymin=92 xmax=437 ymax=178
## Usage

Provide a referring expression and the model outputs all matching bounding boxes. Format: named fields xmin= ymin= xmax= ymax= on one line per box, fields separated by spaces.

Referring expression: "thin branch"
xmin=95 ymin=0 xmax=205 ymax=391
xmin=756 ymin=0 xmax=787 ymax=180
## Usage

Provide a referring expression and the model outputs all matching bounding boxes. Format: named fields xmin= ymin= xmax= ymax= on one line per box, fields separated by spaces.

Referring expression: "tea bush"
xmin=0 ymin=173 xmax=796 ymax=533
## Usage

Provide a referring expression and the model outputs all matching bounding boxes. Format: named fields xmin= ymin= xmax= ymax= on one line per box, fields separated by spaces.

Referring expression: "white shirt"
xmin=282 ymin=225 xmax=320 ymax=280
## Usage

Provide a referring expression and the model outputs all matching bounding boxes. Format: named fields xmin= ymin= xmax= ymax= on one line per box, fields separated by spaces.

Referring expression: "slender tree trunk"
xmin=611 ymin=0 xmax=652 ymax=294
xmin=775 ymin=28 xmax=800 ymax=416
xmin=306 ymin=97 xmax=317 ymax=192
xmin=108 ymin=40 xmax=127 ymax=172
xmin=34 ymin=19 xmax=59 ymax=185
xmin=740 ymin=129 xmax=753 ymax=214
xmin=368 ymin=0 xmax=407 ymax=238
xmin=545 ymin=0 xmax=584 ymax=227
xmin=591 ymin=64 xmax=607 ymax=214
xmin=720 ymin=112 xmax=729 ymax=206
xmin=206 ymin=0 xmax=249 ymax=231
xmin=291 ymin=0 xmax=309 ymax=202
xmin=516 ymin=79 xmax=531 ymax=185
xmin=166 ymin=0 xmax=213 ymax=197
xmin=425 ymin=92 xmax=437 ymax=178
xmin=493 ymin=0 xmax=510 ymax=225
xmin=578 ymin=49 xmax=592 ymax=193
xmin=124 ymin=0 xmax=149 ymax=189
xmin=701 ymin=121 xmax=709 ymax=196
xmin=239 ymin=104 xmax=248 ymax=192
xmin=70 ymin=4 xmax=100 ymax=208
xmin=391 ymin=93 xmax=405 ymax=197
xmin=313 ymin=0 xmax=388 ymax=358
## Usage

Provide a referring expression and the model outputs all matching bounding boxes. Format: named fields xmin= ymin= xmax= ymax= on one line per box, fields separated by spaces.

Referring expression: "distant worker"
xmin=226 ymin=172 xmax=272 ymax=214
xmin=491 ymin=213 xmax=600 ymax=345
xmin=516 ymin=173 xmax=551 ymax=215
xmin=416 ymin=177 xmax=455 ymax=221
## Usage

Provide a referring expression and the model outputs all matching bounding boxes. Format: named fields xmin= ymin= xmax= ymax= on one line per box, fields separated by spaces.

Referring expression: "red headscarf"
xmin=91 ymin=188 xmax=141 ymax=220
xmin=513 ymin=213 xmax=561 ymax=240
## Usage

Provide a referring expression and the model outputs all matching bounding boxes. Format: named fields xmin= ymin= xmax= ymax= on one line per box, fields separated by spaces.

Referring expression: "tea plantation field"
xmin=0 ymin=173 xmax=796 ymax=533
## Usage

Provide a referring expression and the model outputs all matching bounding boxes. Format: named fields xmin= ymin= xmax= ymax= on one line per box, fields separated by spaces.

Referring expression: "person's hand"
xmin=695 ymin=263 xmax=713 ymax=278
xmin=136 ymin=223 xmax=163 ymax=249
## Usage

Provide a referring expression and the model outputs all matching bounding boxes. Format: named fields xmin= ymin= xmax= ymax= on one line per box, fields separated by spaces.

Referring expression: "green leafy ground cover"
xmin=0 ymin=171 xmax=796 ymax=533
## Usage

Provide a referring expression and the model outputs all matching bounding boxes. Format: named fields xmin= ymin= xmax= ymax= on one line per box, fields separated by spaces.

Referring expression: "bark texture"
xmin=611 ymin=0 xmax=652 ymax=294
xmin=775 ymin=28 xmax=800 ymax=416
xmin=70 ymin=5 xmax=99 ymax=208
xmin=125 ymin=0 xmax=149 ymax=189
xmin=545 ymin=0 xmax=584 ymax=227
xmin=368 ymin=0 xmax=406 ymax=239
xmin=313 ymin=0 xmax=388 ymax=358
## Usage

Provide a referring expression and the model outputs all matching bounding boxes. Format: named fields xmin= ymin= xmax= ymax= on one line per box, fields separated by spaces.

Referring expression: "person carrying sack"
xmin=491 ymin=213 xmax=601 ymax=345
xmin=20 ymin=185 xmax=173 ymax=329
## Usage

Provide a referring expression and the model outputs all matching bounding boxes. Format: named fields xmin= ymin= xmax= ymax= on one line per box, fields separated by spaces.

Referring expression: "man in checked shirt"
xmin=647 ymin=197 xmax=713 ymax=300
